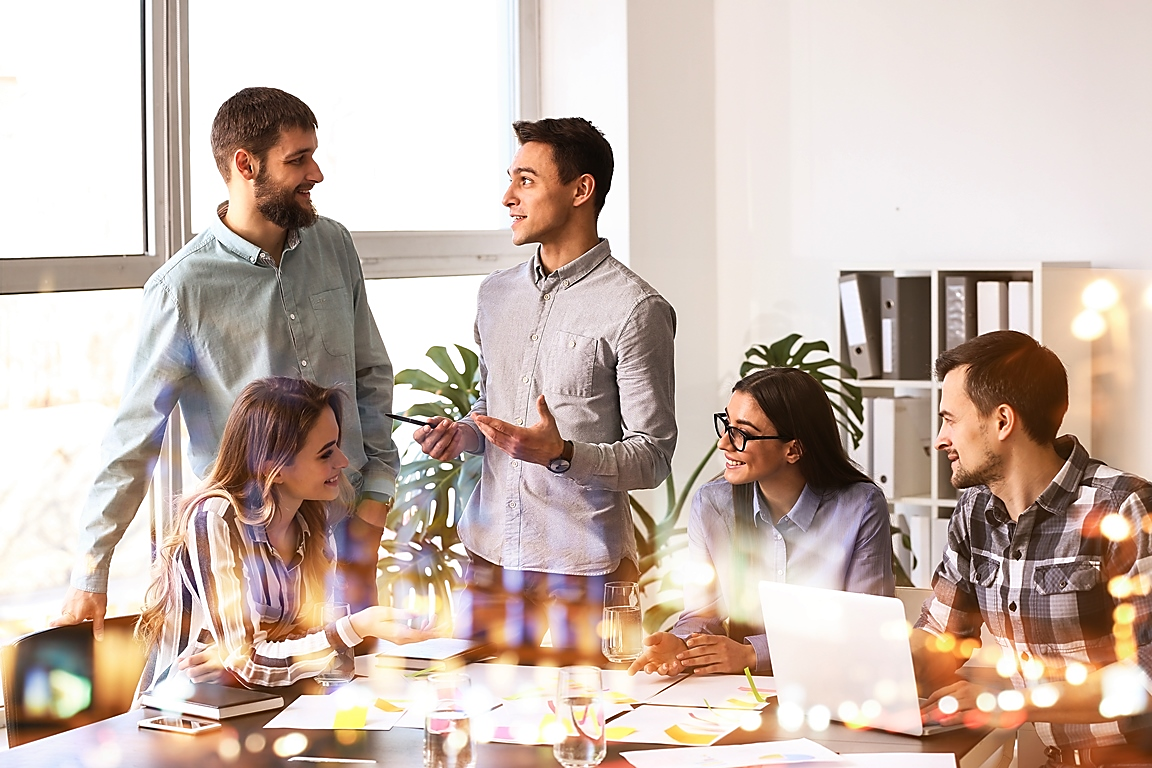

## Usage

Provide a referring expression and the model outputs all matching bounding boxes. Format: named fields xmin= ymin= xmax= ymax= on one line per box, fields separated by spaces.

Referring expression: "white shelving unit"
xmin=839 ymin=262 xmax=1095 ymax=586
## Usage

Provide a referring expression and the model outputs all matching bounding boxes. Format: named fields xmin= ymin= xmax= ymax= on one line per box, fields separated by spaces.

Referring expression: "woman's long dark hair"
xmin=733 ymin=367 xmax=873 ymax=490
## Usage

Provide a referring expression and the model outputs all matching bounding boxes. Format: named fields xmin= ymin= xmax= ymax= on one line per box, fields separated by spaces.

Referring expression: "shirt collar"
xmin=243 ymin=511 xmax=314 ymax=557
xmin=980 ymin=434 xmax=1086 ymax=525
xmin=211 ymin=201 xmax=301 ymax=267
xmin=531 ymin=238 xmax=612 ymax=288
xmin=752 ymin=483 xmax=818 ymax=531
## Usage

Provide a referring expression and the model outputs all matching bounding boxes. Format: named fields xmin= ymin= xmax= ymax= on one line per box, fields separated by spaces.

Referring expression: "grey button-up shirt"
xmin=458 ymin=239 xmax=677 ymax=575
xmin=72 ymin=206 xmax=398 ymax=592
xmin=674 ymin=477 xmax=894 ymax=672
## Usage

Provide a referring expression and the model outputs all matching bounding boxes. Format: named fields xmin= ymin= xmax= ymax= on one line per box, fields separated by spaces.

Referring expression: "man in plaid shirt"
xmin=914 ymin=331 xmax=1152 ymax=767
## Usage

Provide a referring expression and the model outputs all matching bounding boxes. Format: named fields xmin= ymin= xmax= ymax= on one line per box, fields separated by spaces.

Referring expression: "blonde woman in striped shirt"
xmin=136 ymin=377 xmax=428 ymax=692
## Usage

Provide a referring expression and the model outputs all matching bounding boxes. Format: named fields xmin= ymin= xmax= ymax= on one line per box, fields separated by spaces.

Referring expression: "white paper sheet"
xmin=263 ymin=694 xmax=406 ymax=731
xmin=808 ymin=754 xmax=956 ymax=767
xmin=645 ymin=673 xmax=775 ymax=710
xmin=601 ymin=705 xmax=753 ymax=746
xmin=482 ymin=696 xmax=632 ymax=745
xmin=621 ymin=738 xmax=841 ymax=767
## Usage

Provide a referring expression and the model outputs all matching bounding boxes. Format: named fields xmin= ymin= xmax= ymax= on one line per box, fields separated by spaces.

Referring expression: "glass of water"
xmin=553 ymin=666 xmax=607 ymax=768
xmin=602 ymin=581 xmax=642 ymax=663
xmin=315 ymin=602 xmax=354 ymax=686
xmin=424 ymin=673 xmax=474 ymax=768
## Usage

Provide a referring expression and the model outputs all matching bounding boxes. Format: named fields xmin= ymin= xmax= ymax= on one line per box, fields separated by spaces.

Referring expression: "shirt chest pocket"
xmin=1033 ymin=560 xmax=1101 ymax=594
xmin=540 ymin=331 xmax=597 ymax=397
xmin=310 ymin=288 xmax=353 ymax=358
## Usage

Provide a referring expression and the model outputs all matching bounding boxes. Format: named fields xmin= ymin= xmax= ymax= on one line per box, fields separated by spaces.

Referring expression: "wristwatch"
xmin=547 ymin=440 xmax=575 ymax=474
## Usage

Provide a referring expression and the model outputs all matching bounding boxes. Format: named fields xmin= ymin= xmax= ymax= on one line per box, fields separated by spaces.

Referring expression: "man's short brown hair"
xmin=210 ymin=87 xmax=317 ymax=181
xmin=512 ymin=117 xmax=613 ymax=215
xmin=934 ymin=330 xmax=1068 ymax=445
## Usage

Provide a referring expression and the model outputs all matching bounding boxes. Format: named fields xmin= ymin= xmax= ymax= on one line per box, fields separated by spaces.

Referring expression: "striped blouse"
xmin=137 ymin=495 xmax=363 ymax=694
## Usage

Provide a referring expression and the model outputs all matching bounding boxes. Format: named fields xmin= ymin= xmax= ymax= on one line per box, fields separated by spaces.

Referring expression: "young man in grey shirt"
xmin=415 ymin=118 xmax=677 ymax=654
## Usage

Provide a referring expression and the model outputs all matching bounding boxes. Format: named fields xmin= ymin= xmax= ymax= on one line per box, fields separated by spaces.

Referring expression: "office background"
xmin=2 ymin=0 xmax=1151 ymax=640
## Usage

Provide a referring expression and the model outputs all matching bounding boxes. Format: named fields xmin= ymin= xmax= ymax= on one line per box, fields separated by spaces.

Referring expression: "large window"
xmin=0 ymin=1 xmax=145 ymax=260
xmin=0 ymin=0 xmax=535 ymax=639
xmin=188 ymin=1 xmax=517 ymax=235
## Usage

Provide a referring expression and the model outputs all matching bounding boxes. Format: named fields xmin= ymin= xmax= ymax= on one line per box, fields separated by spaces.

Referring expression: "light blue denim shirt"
xmin=458 ymin=239 xmax=677 ymax=575
xmin=72 ymin=205 xmax=398 ymax=592
xmin=674 ymin=477 xmax=894 ymax=672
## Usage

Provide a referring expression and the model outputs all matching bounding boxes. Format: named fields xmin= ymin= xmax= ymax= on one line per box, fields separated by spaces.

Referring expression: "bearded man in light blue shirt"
xmin=54 ymin=88 xmax=399 ymax=661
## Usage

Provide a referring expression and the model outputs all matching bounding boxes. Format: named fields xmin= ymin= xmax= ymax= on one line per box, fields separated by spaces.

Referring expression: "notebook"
xmin=139 ymin=682 xmax=284 ymax=720
xmin=758 ymin=581 xmax=960 ymax=737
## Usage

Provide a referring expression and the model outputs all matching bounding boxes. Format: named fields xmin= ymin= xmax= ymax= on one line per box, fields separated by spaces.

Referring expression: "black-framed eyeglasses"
xmin=713 ymin=412 xmax=791 ymax=452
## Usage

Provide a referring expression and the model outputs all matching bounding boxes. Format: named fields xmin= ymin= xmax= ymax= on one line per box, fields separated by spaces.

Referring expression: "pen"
xmin=384 ymin=412 xmax=432 ymax=427
xmin=287 ymin=758 xmax=377 ymax=765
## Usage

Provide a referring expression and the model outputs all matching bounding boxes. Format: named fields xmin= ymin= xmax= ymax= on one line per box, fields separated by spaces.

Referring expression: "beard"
xmin=254 ymin=171 xmax=318 ymax=231
xmin=950 ymin=448 xmax=1004 ymax=489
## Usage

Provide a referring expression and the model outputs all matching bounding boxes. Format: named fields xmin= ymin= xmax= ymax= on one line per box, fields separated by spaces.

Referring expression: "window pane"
xmin=0 ymin=2 xmax=145 ymax=259
xmin=0 ymin=290 xmax=153 ymax=640
xmin=189 ymin=1 xmax=515 ymax=235
xmin=366 ymin=275 xmax=484 ymax=456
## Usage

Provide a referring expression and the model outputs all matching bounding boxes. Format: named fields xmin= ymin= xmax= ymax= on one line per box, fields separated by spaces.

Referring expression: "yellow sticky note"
xmin=664 ymin=725 xmax=718 ymax=745
xmin=723 ymin=697 xmax=759 ymax=709
xmin=374 ymin=698 xmax=404 ymax=713
xmin=607 ymin=692 xmax=638 ymax=705
xmin=605 ymin=726 xmax=636 ymax=740
xmin=334 ymin=706 xmax=368 ymax=729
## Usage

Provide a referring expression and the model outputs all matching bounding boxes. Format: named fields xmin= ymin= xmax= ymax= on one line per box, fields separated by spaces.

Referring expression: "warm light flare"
xmin=998 ymin=690 xmax=1025 ymax=711
xmin=996 ymin=654 xmax=1017 ymax=678
xmin=1066 ymin=662 xmax=1089 ymax=686
xmin=1082 ymin=279 xmax=1120 ymax=312
xmin=807 ymin=704 xmax=831 ymax=731
xmin=272 ymin=733 xmax=309 ymax=758
xmin=975 ymin=692 xmax=997 ymax=712
xmin=1022 ymin=658 xmax=1046 ymax=681
xmin=1031 ymin=685 xmax=1060 ymax=708
xmin=937 ymin=695 xmax=959 ymax=715
xmin=1071 ymin=309 xmax=1107 ymax=341
xmin=1102 ymin=513 xmax=1133 ymax=542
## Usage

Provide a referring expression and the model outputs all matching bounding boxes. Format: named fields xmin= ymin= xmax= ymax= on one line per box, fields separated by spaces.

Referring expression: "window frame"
xmin=0 ymin=0 xmax=538 ymax=543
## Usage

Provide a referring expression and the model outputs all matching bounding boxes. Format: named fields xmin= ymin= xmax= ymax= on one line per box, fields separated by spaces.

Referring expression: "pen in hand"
xmin=384 ymin=412 xmax=432 ymax=427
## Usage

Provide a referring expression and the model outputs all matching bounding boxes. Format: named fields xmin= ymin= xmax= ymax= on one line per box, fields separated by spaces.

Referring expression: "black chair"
xmin=1 ymin=615 xmax=146 ymax=747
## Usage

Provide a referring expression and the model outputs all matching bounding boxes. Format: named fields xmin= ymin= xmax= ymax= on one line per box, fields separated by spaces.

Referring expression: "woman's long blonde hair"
xmin=136 ymin=377 xmax=353 ymax=650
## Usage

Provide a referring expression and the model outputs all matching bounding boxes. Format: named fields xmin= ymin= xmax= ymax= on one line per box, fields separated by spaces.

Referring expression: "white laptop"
xmin=759 ymin=581 xmax=958 ymax=737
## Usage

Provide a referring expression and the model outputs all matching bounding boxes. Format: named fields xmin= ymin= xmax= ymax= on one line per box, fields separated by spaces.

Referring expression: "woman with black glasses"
xmin=628 ymin=367 xmax=893 ymax=676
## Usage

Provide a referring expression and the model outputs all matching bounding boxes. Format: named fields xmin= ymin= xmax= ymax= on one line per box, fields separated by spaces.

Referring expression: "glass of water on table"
xmin=424 ymin=672 xmax=474 ymax=768
xmin=554 ymin=666 xmax=607 ymax=768
xmin=315 ymin=602 xmax=355 ymax=685
xmin=602 ymin=581 xmax=642 ymax=663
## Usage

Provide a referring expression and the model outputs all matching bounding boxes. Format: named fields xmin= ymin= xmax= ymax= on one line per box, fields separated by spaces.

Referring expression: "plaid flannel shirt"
xmin=916 ymin=435 xmax=1152 ymax=749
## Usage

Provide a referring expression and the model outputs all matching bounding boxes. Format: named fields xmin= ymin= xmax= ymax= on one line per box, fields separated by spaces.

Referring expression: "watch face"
xmin=548 ymin=457 xmax=571 ymax=474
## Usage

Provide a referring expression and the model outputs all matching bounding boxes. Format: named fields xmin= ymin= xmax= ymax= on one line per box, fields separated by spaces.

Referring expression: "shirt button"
xmin=531 ymin=334 xmax=539 ymax=341
xmin=1009 ymin=601 xmax=1017 ymax=611
xmin=511 ymin=460 xmax=520 ymax=468
xmin=544 ymin=294 xmax=551 ymax=301
xmin=1021 ymin=652 xmax=1030 ymax=661
xmin=562 ymin=279 xmax=570 ymax=288
xmin=507 ymin=501 xmax=515 ymax=508
xmin=1013 ymin=550 xmax=1022 ymax=560
xmin=777 ymin=569 xmax=784 ymax=576
xmin=289 ymin=313 xmax=296 ymax=320
xmin=515 ymin=418 xmax=523 ymax=425
xmin=569 ymin=340 xmax=576 ymax=348
xmin=522 ymin=376 xmax=530 ymax=383
xmin=300 ymin=360 xmax=308 ymax=367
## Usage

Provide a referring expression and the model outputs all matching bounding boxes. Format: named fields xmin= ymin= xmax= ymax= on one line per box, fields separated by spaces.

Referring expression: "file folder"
xmin=1008 ymin=281 xmax=1033 ymax=334
xmin=943 ymin=276 xmax=977 ymax=350
xmin=976 ymin=281 xmax=1008 ymax=335
xmin=872 ymin=396 xmax=931 ymax=499
xmin=847 ymin=396 xmax=874 ymax=476
xmin=880 ymin=276 xmax=930 ymax=380
xmin=839 ymin=273 xmax=882 ymax=379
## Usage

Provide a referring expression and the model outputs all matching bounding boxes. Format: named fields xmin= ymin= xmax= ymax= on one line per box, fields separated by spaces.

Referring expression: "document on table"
xmin=621 ymin=738 xmax=840 ymax=767
xmin=463 ymin=663 xmax=680 ymax=705
xmin=601 ymin=705 xmax=752 ymax=746
xmin=484 ymin=696 xmax=632 ymax=745
xmin=263 ymin=694 xmax=406 ymax=731
xmin=645 ymin=672 xmax=775 ymax=709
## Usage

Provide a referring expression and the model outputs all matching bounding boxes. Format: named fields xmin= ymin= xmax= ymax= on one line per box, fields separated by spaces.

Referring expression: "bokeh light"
xmin=807 ymin=704 xmax=831 ymax=731
xmin=1066 ymin=662 xmax=1088 ymax=686
xmin=273 ymin=733 xmax=309 ymax=758
xmin=998 ymin=690 xmax=1025 ymax=711
xmin=1082 ymin=279 xmax=1120 ymax=312
xmin=1031 ymin=685 xmax=1060 ymax=708
xmin=1071 ymin=309 xmax=1107 ymax=341
xmin=1102 ymin=513 xmax=1133 ymax=542
xmin=937 ymin=695 xmax=959 ymax=715
xmin=975 ymin=692 xmax=997 ymax=712
xmin=1022 ymin=658 xmax=1046 ymax=681
xmin=777 ymin=701 xmax=805 ymax=731
xmin=996 ymin=654 xmax=1017 ymax=678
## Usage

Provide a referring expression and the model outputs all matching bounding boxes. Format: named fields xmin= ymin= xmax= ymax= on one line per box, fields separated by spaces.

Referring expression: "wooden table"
xmin=0 ymin=688 xmax=1014 ymax=767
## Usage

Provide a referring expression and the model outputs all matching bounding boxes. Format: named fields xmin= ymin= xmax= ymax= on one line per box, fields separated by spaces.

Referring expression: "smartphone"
xmin=138 ymin=715 xmax=222 ymax=735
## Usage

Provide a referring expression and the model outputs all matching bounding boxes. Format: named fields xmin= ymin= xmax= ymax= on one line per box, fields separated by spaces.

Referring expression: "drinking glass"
xmin=315 ymin=602 xmax=355 ymax=686
xmin=602 ymin=581 xmax=642 ymax=663
xmin=553 ymin=666 xmax=606 ymax=768
xmin=424 ymin=673 xmax=474 ymax=768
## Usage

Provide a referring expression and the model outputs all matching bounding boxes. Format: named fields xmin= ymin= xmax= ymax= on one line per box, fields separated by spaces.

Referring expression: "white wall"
xmin=714 ymin=0 xmax=1152 ymax=354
